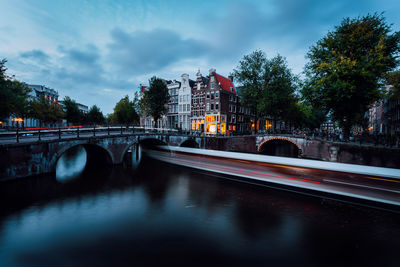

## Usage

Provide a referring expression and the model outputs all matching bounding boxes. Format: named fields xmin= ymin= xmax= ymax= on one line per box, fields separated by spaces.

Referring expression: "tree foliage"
xmin=29 ymin=96 xmax=64 ymax=125
xmin=303 ymin=13 xmax=400 ymax=137
xmin=233 ymin=51 xmax=299 ymax=131
xmin=384 ymin=70 xmax=400 ymax=99
xmin=232 ymin=50 xmax=266 ymax=131
xmin=0 ymin=59 xmax=31 ymax=120
xmin=62 ymin=96 xmax=82 ymax=124
xmin=88 ymin=105 xmax=105 ymax=124
xmin=132 ymin=91 xmax=141 ymax=116
xmin=113 ymin=95 xmax=138 ymax=125
xmin=140 ymin=76 xmax=169 ymax=125
xmin=261 ymin=54 xmax=299 ymax=123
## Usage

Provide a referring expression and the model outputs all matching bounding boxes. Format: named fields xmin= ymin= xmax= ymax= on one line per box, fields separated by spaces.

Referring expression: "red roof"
xmin=215 ymin=73 xmax=236 ymax=95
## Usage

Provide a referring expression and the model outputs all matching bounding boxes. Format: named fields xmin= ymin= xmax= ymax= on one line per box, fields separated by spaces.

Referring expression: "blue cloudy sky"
xmin=1 ymin=0 xmax=399 ymax=114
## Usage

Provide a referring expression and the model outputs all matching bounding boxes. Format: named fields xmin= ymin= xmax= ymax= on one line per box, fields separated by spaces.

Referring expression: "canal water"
xmin=0 ymin=145 xmax=399 ymax=266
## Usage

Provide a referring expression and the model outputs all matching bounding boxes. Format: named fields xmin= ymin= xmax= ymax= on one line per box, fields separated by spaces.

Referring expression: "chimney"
xmin=228 ymin=75 xmax=234 ymax=82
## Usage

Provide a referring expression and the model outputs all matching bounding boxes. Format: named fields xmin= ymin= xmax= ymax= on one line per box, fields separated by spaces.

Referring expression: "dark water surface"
xmin=0 ymin=151 xmax=400 ymax=266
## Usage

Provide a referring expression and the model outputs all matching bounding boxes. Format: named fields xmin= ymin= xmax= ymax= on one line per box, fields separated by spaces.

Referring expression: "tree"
xmin=49 ymin=101 xmax=65 ymax=125
xmin=232 ymin=50 xmax=267 ymax=132
xmin=8 ymin=80 xmax=31 ymax=128
xmin=132 ymin=91 xmax=141 ymax=116
xmin=233 ymin=51 xmax=299 ymax=132
xmin=260 ymin=54 xmax=299 ymax=129
xmin=29 ymin=96 xmax=46 ymax=126
xmin=384 ymin=70 xmax=400 ymax=99
xmin=141 ymin=76 xmax=169 ymax=126
xmin=87 ymin=105 xmax=105 ymax=125
xmin=105 ymin=113 xmax=115 ymax=124
xmin=113 ymin=95 xmax=138 ymax=125
xmin=303 ymin=14 xmax=400 ymax=139
xmin=0 ymin=59 xmax=31 ymax=122
xmin=29 ymin=96 xmax=64 ymax=126
xmin=62 ymin=96 xmax=81 ymax=125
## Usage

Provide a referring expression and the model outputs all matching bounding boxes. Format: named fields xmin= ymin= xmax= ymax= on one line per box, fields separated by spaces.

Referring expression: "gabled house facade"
xmin=204 ymin=68 xmax=238 ymax=135
xmin=191 ymin=70 xmax=208 ymax=133
xmin=178 ymin=74 xmax=194 ymax=131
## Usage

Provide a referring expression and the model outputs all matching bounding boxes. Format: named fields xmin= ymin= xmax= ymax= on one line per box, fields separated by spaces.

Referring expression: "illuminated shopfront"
xmin=191 ymin=119 xmax=204 ymax=131
xmin=205 ymin=114 xmax=226 ymax=134
xmin=265 ymin=120 xmax=272 ymax=130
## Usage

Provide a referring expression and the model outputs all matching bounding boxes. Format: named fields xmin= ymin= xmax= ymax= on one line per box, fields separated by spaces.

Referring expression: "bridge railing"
xmin=0 ymin=125 xmax=181 ymax=143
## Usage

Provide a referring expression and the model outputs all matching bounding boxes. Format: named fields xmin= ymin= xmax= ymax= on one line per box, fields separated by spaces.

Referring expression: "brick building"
xmin=204 ymin=68 xmax=239 ymax=135
xmin=191 ymin=70 xmax=208 ymax=133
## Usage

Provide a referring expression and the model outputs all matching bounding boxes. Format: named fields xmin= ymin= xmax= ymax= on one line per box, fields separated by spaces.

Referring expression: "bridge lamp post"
xmin=13 ymin=117 xmax=23 ymax=128
xmin=13 ymin=118 xmax=23 ymax=143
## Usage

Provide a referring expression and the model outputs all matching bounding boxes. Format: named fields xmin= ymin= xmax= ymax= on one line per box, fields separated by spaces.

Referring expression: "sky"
xmin=1 ymin=0 xmax=399 ymax=114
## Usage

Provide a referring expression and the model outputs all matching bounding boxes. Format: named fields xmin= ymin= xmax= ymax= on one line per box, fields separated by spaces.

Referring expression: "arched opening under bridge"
xmin=258 ymin=138 xmax=301 ymax=158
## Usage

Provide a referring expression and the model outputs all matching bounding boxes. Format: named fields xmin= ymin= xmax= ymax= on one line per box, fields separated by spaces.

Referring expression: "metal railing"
xmin=0 ymin=125 xmax=179 ymax=144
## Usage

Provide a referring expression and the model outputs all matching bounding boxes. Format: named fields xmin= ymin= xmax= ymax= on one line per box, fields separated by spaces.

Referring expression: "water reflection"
xmin=123 ymin=144 xmax=142 ymax=168
xmin=56 ymin=145 xmax=87 ymax=182
xmin=0 ymin=158 xmax=399 ymax=266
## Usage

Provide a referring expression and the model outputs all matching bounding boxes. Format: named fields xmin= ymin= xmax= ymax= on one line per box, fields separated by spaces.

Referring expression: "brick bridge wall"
xmin=1 ymin=134 xmax=399 ymax=180
xmin=201 ymin=135 xmax=400 ymax=168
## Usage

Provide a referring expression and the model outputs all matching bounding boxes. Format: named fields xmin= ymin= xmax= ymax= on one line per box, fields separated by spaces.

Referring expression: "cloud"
xmin=198 ymin=0 xmax=387 ymax=73
xmin=20 ymin=49 xmax=50 ymax=63
xmin=53 ymin=44 xmax=105 ymax=86
xmin=8 ymin=0 xmax=400 ymax=114
xmin=15 ymin=44 xmax=137 ymax=114
xmin=107 ymin=27 xmax=209 ymax=76
xmin=58 ymin=44 xmax=101 ymax=66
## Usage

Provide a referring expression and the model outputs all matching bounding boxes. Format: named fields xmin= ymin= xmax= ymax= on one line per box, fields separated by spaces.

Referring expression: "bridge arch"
xmin=138 ymin=137 xmax=168 ymax=149
xmin=53 ymin=143 xmax=114 ymax=172
xmin=180 ymin=139 xmax=199 ymax=148
xmin=258 ymin=137 xmax=302 ymax=158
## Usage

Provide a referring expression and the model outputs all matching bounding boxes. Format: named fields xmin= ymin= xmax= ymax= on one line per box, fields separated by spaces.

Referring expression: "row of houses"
xmin=140 ymin=68 xmax=257 ymax=135
xmin=2 ymin=84 xmax=88 ymax=128
xmin=140 ymin=68 xmax=400 ymax=141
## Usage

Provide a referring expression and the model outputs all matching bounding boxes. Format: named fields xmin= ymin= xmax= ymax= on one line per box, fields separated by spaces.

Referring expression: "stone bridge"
xmin=0 ymin=133 xmax=202 ymax=180
xmin=1 ymin=133 xmax=399 ymax=180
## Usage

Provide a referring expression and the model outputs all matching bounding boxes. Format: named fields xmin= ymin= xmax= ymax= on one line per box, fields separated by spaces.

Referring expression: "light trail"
xmin=324 ymin=179 xmax=400 ymax=194
xmin=148 ymin=148 xmax=400 ymax=207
